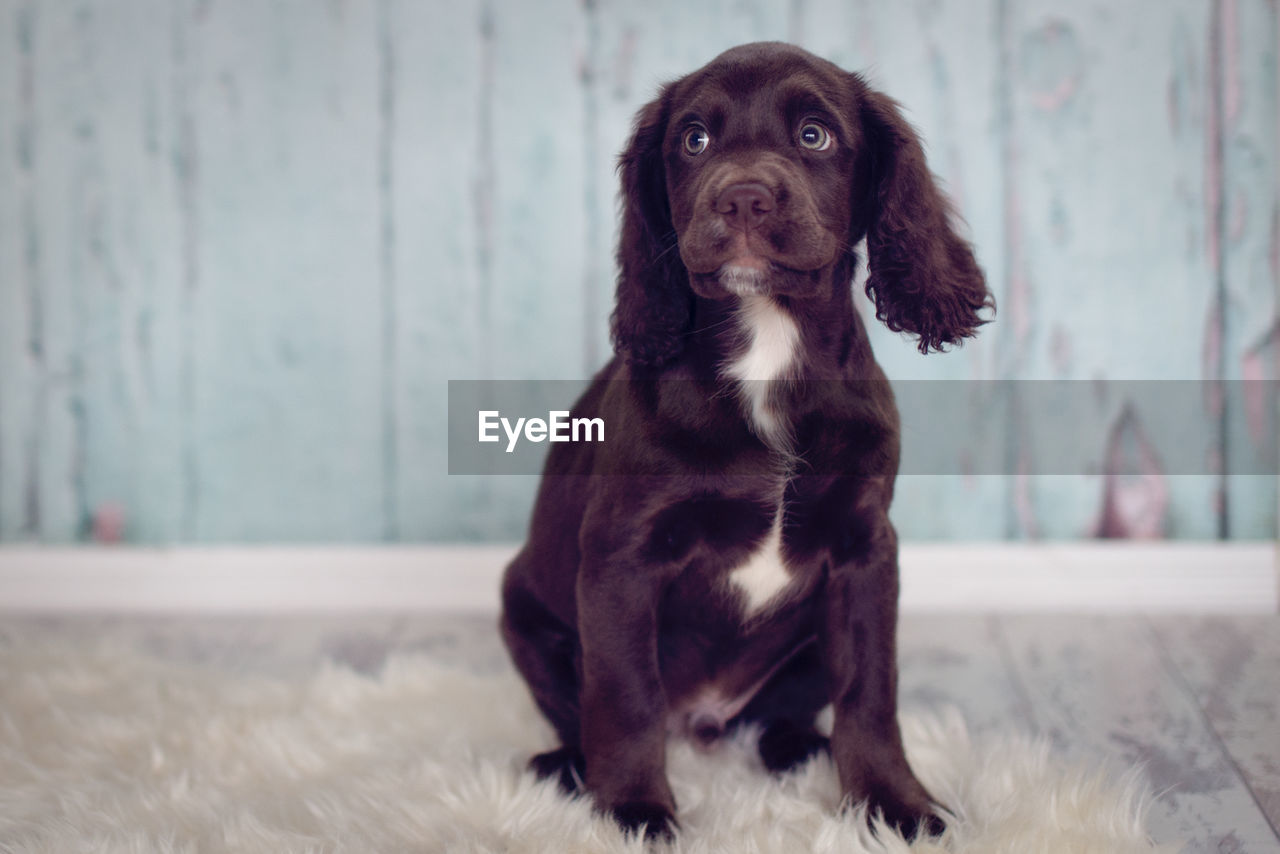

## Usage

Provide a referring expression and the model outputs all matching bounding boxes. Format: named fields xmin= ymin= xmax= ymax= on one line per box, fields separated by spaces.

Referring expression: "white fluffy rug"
xmin=0 ymin=641 xmax=1177 ymax=854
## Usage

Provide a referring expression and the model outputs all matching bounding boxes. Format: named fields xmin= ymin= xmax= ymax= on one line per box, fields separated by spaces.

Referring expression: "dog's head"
xmin=611 ymin=42 xmax=993 ymax=368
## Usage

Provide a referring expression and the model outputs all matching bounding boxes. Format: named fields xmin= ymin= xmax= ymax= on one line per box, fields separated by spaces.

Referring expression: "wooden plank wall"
xmin=0 ymin=0 xmax=1276 ymax=544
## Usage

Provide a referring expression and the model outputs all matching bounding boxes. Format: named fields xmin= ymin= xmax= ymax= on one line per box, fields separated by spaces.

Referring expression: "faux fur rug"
xmin=0 ymin=641 xmax=1177 ymax=854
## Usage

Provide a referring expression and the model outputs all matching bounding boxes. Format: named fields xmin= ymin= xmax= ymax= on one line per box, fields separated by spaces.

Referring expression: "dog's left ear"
xmin=854 ymin=78 xmax=994 ymax=353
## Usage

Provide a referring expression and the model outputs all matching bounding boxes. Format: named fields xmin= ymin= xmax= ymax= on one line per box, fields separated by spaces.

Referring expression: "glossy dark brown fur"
xmin=500 ymin=42 xmax=992 ymax=841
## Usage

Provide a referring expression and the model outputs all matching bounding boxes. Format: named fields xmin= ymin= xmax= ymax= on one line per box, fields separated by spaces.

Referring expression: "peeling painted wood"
xmin=184 ymin=1 xmax=387 ymax=541
xmin=0 ymin=1 xmax=1276 ymax=544
xmin=487 ymin=0 xmax=589 ymax=383
xmin=1002 ymin=2 xmax=1225 ymax=541
xmin=67 ymin=1 xmax=187 ymax=544
xmin=480 ymin=0 xmax=595 ymax=537
xmin=1219 ymin=0 xmax=1280 ymax=539
xmin=0 ymin=0 xmax=32 ymax=539
xmin=383 ymin=0 xmax=493 ymax=541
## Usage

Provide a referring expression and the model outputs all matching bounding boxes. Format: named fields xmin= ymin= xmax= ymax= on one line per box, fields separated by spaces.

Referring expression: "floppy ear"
xmin=856 ymin=81 xmax=994 ymax=353
xmin=609 ymin=87 xmax=693 ymax=369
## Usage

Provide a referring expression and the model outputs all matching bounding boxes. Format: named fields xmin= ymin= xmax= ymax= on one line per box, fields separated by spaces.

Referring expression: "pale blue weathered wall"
xmin=0 ymin=0 xmax=1277 ymax=543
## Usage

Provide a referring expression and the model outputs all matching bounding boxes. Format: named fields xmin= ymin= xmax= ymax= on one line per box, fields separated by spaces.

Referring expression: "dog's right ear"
xmin=610 ymin=87 xmax=692 ymax=370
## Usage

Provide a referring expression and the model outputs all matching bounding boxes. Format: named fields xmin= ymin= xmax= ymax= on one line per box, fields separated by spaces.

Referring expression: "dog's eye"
xmin=798 ymin=122 xmax=833 ymax=151
xmin=683 ymin=127 xmax=710 ymax=155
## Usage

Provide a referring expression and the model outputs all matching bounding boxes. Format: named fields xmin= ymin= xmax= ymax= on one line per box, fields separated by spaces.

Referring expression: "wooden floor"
xmin=4 ymin=613 xmax=1278 ymax=852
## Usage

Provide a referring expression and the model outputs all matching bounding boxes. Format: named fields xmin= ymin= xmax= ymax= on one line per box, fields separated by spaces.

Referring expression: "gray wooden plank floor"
xmin=2 ymin=614 xmax=1277 ymax=852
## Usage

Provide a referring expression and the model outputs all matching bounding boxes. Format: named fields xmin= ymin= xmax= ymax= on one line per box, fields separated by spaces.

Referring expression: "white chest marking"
xmin=729 ymin=511 xmax=793 ymax=618
xmin=723 ymin=294 xmax=799 ymax=446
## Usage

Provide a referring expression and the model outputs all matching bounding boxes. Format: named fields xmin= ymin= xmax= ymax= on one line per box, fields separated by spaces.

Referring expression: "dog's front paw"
xmin=610 ymin=801 xmax=677 ymax=842
xmin=859 ymin=788 xmax=946 ymax=841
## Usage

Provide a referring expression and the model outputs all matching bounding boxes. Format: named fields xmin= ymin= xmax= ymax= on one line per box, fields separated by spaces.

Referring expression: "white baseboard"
xmin=0 ymin=543 xmax=1275 ymax=614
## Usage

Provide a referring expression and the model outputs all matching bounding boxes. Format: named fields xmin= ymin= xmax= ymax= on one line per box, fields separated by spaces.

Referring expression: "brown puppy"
xmin=500 ymin=41 xmax=991 ymax=841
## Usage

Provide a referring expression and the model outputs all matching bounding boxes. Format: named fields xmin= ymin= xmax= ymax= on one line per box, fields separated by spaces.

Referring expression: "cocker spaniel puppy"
xmin=501 ymin=41 xmax=992 ymax=841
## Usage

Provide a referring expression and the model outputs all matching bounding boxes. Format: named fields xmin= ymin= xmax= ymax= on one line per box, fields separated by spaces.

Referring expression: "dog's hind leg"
xmin=499 ymin=578 xmax=586 ymax=793
xmin=729 ymin=638 xmax=832 ymax=773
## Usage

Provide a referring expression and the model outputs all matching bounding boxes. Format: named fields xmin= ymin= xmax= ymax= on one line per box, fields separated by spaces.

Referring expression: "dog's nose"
xmin=716 ymin=182 xmax=775 ymax=231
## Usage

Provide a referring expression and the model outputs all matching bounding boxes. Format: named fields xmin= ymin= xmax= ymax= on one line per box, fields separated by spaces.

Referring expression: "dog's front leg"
xmin=819 ymin=502 xmax=945 ymax=839
xmin=576 ymin=544 xmax=677 ymax=840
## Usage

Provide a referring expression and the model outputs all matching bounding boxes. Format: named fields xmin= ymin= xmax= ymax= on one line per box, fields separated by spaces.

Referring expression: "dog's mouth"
xmin=688 ymin=256 xmax=821 ymax=300
xmin=682 ymin=224 xmax=837 ymax=298
xmin=716 ymin=260 xmax=773 ymax=296
xmin=690 ymin=235 xmax=823 ymax=295
xmin=714 ymin=232 xmax=772 ymax=287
